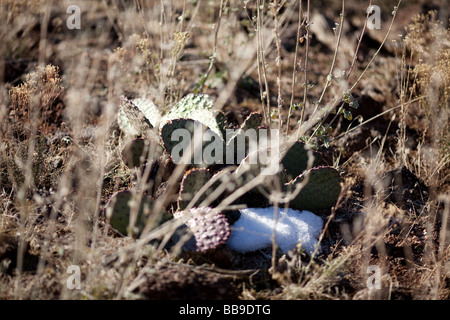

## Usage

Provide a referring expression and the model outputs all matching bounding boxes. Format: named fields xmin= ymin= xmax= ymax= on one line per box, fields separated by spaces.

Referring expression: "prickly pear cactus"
xmin=160 ymin=118 xmax=215 ymax=159
xmin=240 ymin=112 xmax=263 ymax=131
xmin=286 ymin=165 xmax=341 ymax=211
xmin=177 ymin=168 xmax=213 ymax=210
xmin=105 ymin=190 xmax=167 ymax=237
xmin=215 ymin=111 xmax=228 ymax=140
xmin=226 ymin=140 xmax=341 ymax=212
xmin=117 ymin=92 xmax=341 ymax=213
xmin=159 ymin=94 xmax=225 ymax=165
xmin=119 ymin=93 xmax=267 ymax=169
xmin=176 ymin=207 xmax=231 ymax=252
xmin=281 ymin=141 xmax=320 ymax=179
xmin=118 ymin=96 xmax=161 ymax=138
xmin=225 ymin=111 xmax=263 ymax=164
xmin=160 ymin=94 xmax=216 ymax=127
xmin=278 ymin=141 xmax=341 ymax=211
xmin=120 ymin=138 xmax=163 ymax=168
xmin=160 ymin=93 xmax=223 ymax=138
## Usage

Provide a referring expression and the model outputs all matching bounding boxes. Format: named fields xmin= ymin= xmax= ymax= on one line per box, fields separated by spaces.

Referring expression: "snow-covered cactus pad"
xmin=160 ymin=93 xmax=214 ymax=124
xmin=118 ymin=96 xmax=161 ymax=137
xmin=159 ymin=94 xmax=224 ymax=163
xmin=119 ymin=93 xmax=268 ymax=168
xmin=160 ymin=93 xmax=223 ymax=140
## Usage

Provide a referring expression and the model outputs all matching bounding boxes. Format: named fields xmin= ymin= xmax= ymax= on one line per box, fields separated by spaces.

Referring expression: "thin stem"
xmin=346 ymin=0 xmax=372 ymax=79
xmin=287 ymin=0 xmax=303 ymax=137
xmin=256 ymin=0 xmax=269 ymax=125
xmin=159 ymin=0 xmax=166 ymax=106
xmin=313 ymin=0 xmax=345 ymax=116
xmin=198 ymin=0 xmax=225 ymax=92
xmin=349 ymin=0 xmax=402 ymax=91
xmin=299 ymin=0 xmax=310 ymax=125
xmin=271 ymin=205 xmax=279 ymax=273
xmin=273 ymin=0 xmax=283 ymax=130
xmin=134 ymin=0 xmax=150 ymax=38
xmin=297 ymin=0 xmax=402 ymax=142
xmin=330 ymin=95 xmax=426 ymax=142
xmin=259 ymin=0 xmax=272 ymax=123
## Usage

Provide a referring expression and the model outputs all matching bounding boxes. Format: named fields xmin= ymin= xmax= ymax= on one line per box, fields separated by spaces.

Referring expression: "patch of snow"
xmin=226 ymin=207 xmax=323 ymax=255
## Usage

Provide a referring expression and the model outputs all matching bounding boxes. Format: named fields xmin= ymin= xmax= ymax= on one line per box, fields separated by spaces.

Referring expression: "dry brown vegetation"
xmin=0 ymin=0 xmax=449 ymax=300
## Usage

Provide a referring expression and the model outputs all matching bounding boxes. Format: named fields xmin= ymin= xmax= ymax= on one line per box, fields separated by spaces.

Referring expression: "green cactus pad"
xmin=118 ymin=96 xmax=161 ymax=137
xmin=120 ymin=138 xmax=162 ymax=168
xmin=160 ymin=118 xmax=224 ymax=166
xmin=158 ymin=94 xmax=232 ymax=167
xmin=286 ymin=166 xmax=341 ymax=211
xmin=215 ymin=110 xmax=228 ymax=139
xmin=105 ymin=190 xmax=164 ymax=237
xmin=223 ymin=112 xmax=265 ymax=165
xmin=241 ymin=112 xmax=263 ymax=131
xmin=216 ymin=156 xmax=273 ymax=208
xmin=207 ymin=169 xmax=257 ymax=214
xmin=235 ymin=145 xmax=282 ymax=180
xmin=178 ymin=168 xmax=214 ymax=210
xmin=225 ymin=112 xmax=262 ymax=144
xmin=281 ymin=141 xmax=319 ymax=179
xmin=160 ymin=118 xmax=192 ymax=155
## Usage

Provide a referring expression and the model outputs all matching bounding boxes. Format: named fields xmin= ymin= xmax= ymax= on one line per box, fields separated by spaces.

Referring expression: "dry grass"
xmin=0 ymin=0 xmax=449 ymax=300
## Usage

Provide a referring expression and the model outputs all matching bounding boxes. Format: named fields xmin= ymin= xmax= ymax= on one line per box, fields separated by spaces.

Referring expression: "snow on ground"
xmin=227 ymin=207 xmax=324 ymax=255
